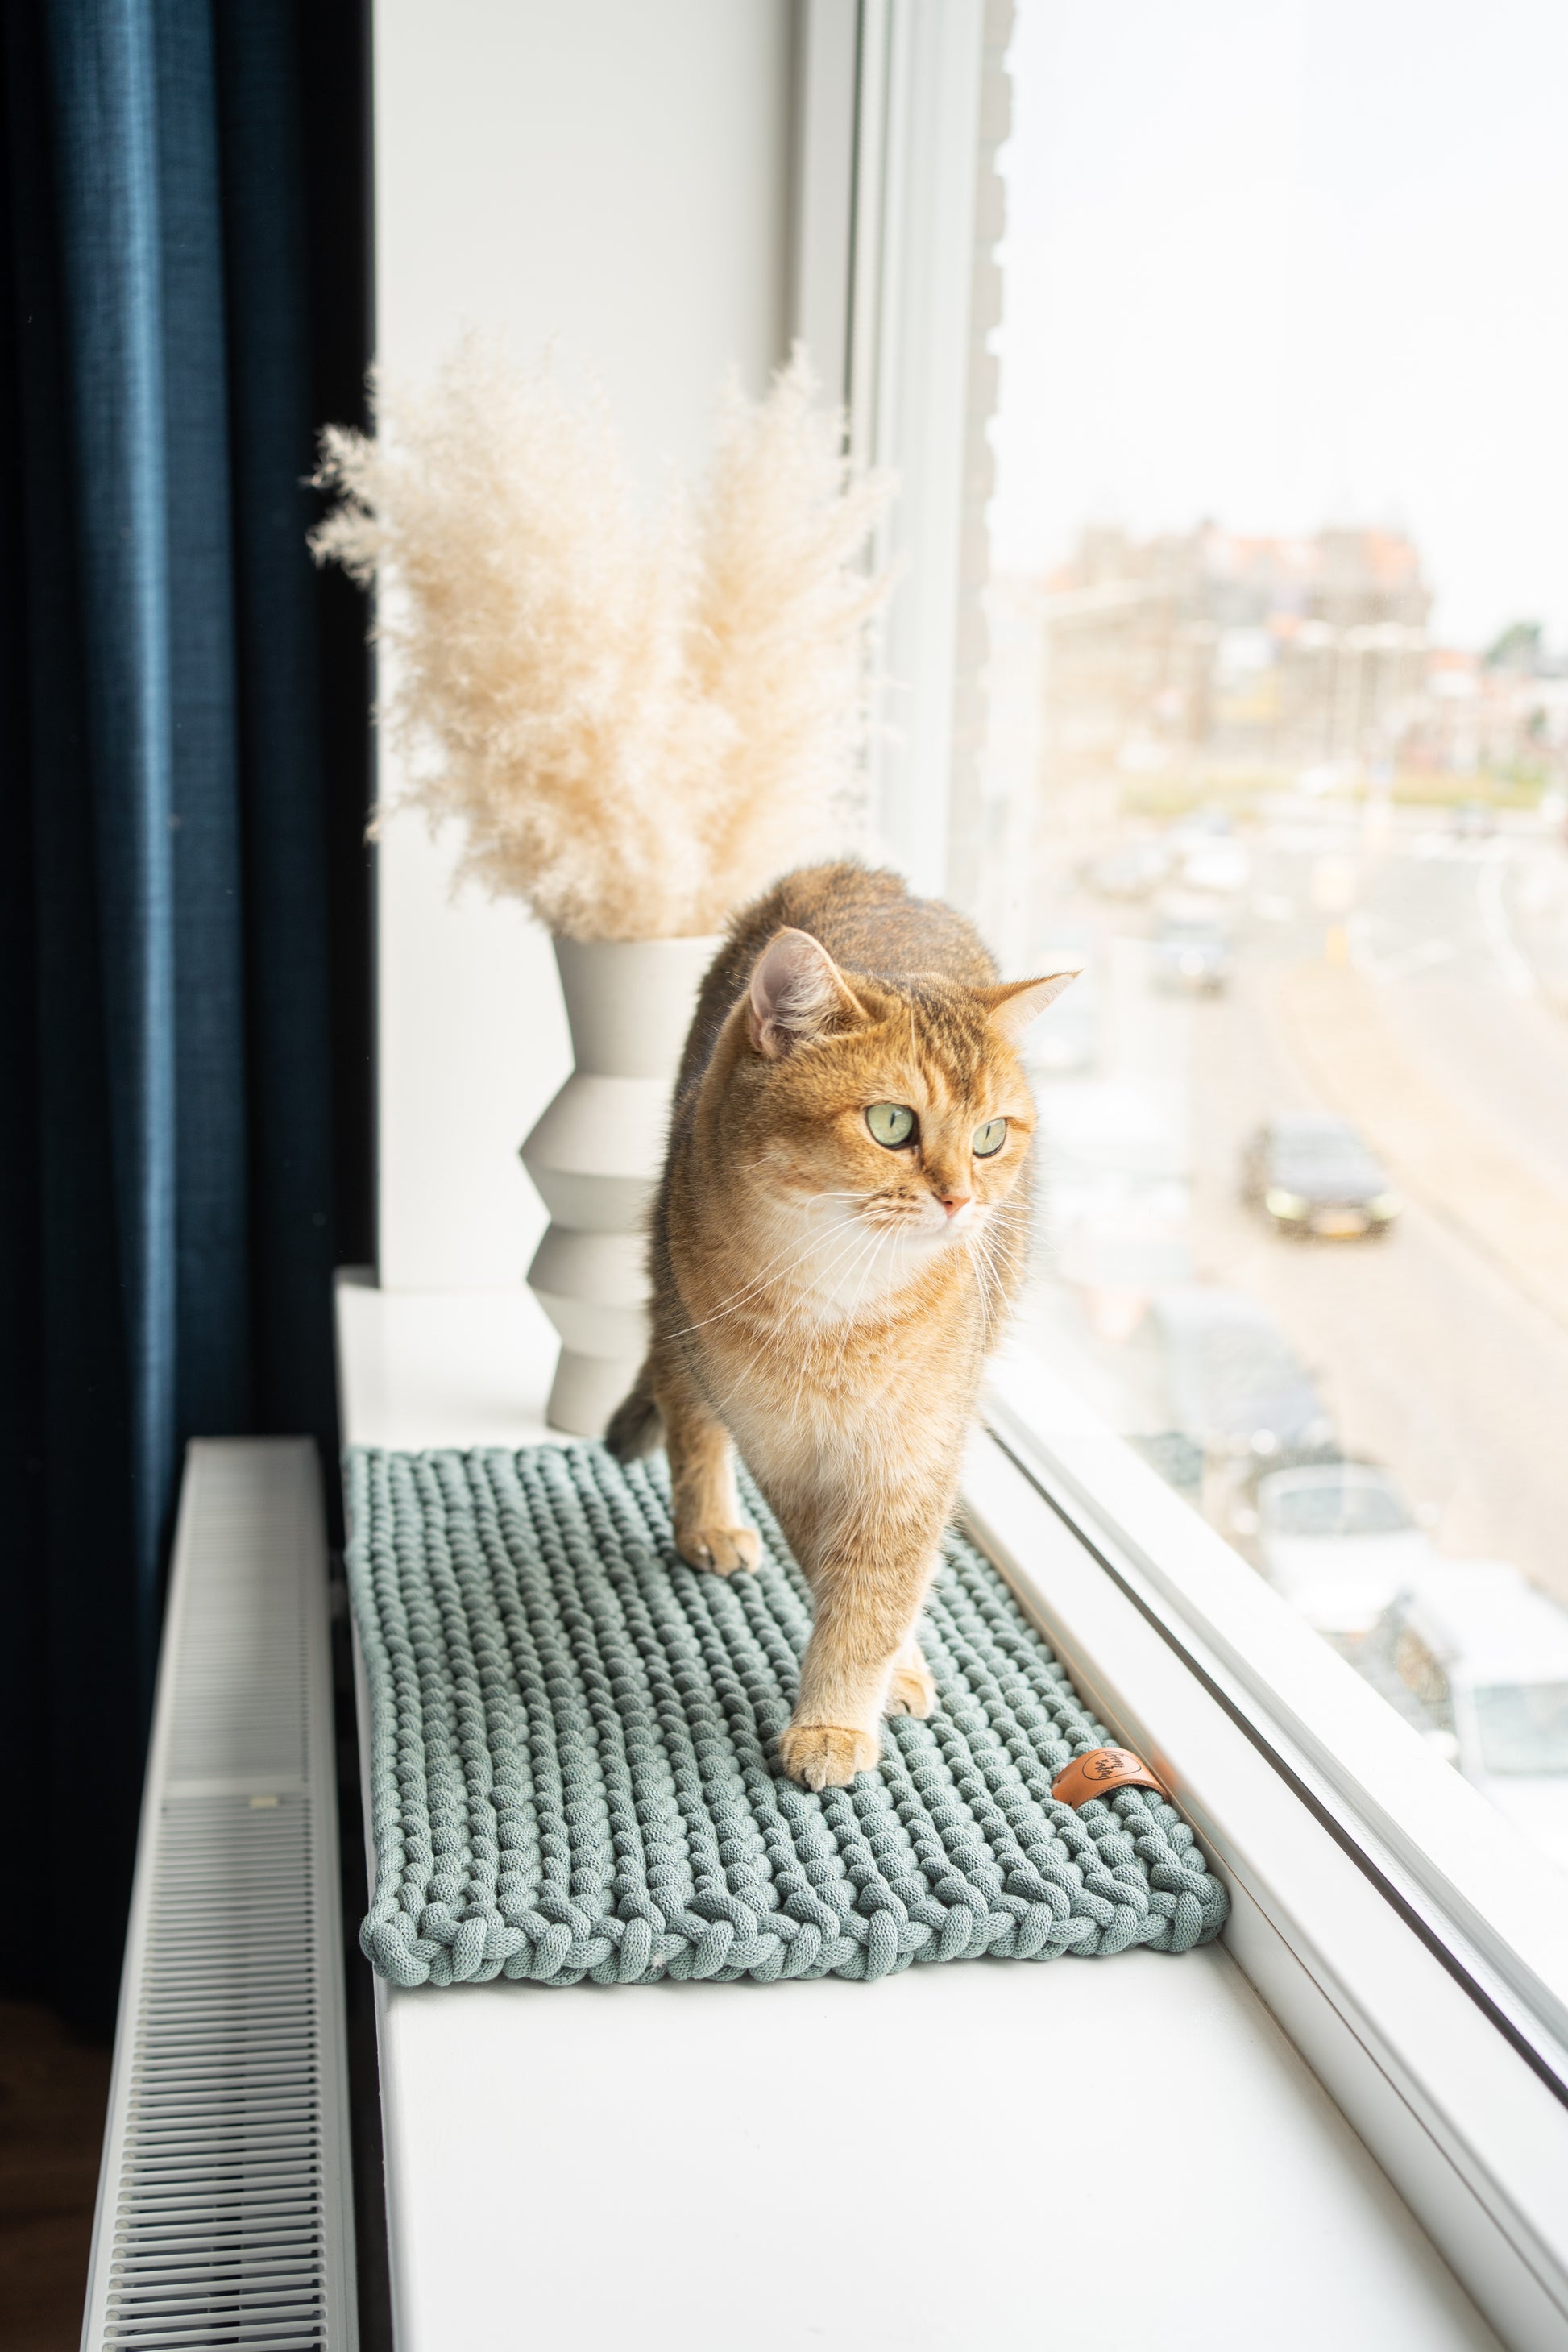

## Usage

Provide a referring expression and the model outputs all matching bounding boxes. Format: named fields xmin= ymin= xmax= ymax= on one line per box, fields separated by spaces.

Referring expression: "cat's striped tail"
xmin=605 ymin=1360 xmax=662 ymax=1460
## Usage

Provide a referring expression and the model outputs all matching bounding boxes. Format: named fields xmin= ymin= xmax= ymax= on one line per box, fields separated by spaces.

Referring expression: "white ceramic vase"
xmin=522 ymin=935 xmax=722 ymax=1437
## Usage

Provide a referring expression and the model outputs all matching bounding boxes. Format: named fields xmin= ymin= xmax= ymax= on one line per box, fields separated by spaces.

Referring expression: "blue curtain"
xmin=1 ymin=0 xmax=371 ymax=2033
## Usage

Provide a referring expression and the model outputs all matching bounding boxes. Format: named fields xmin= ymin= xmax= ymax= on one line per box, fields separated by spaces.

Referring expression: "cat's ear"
xmin=747 ymin=928 xmax=865 ymax=1060
xmin=979 ymin=970 xmax=1081 ymax=1039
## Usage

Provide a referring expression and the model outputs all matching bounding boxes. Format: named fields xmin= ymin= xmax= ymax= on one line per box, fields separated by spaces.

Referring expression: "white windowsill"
xmin=334 ymin=1277 xmax=1522 ymax=2351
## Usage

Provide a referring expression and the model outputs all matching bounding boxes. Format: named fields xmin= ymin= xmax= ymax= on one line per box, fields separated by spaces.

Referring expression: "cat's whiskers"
xmin=964 ymin=1218 xmax=1010 ymax=1349
xmin=813 ymin=1199 xmax=946 ymax=1316
xmin=961 ymin=1211 xmax=999 ymax=1317
xmin=793 ymin=1214 xmax=886 ymax=1334
xmin=967 ymin=1252 xmax=999 ymax=1350
xmin=670 ymin=1097 xmax=1016 ymax=1405
xmin=728 ymin=1211 xmax=886 ymax=1375
xmin=780 ymin=1221 xmax=885 ymax=1425
xmin=790 ymin=1232 xmax=879 ymax=1411
xmin=665 ymin=1200 xmax=852 ymax=1342
xmin=826 ymin=1222 xmax=893 ymax=1394
xmin=811 ymin=1230 xmax=905 ymax=1438
xmin=823 ymin=1222 xmax=883 ymax=1373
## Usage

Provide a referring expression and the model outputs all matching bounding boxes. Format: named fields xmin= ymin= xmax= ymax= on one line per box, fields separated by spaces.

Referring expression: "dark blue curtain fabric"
xmin=0 ymin=0 xmax=371 ymax=2032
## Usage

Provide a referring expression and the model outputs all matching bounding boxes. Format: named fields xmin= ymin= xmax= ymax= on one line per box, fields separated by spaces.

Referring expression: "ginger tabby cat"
xmin=608 ymin=863 xmax=1076 ymax=1790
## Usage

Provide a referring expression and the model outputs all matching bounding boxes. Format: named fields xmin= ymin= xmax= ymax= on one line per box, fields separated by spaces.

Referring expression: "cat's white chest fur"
xmin=703 ymin=1218 xmax=977 ymax=1530
xmin=776 ymin=1196 xmax=978 ymax=1317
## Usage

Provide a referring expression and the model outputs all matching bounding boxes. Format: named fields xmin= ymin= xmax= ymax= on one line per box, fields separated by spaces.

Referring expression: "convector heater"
xmin=81 ymin=1438 xmax=358 ymax=2350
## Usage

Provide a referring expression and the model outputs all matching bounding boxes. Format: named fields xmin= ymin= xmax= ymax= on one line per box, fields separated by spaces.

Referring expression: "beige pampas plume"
xmin=310 ymin=339 xmax=894 ymax=940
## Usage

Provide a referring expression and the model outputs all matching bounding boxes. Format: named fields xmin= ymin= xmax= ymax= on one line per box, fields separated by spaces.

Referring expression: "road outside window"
xmin=968 ymin=0 xmax=1568 ymax=1878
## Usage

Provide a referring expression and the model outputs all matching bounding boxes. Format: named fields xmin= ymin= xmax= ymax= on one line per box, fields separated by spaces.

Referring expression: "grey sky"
xmin=990 ymin=0 xmax=1568 ymax=650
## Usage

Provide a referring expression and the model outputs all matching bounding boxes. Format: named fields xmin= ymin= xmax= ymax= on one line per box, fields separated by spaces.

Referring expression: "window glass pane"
xmin=973 ymin=0 xmax=1568 ymax=1872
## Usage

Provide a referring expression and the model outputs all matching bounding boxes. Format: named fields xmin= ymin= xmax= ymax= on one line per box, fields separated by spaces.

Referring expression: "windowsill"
xmin=334 ymin=1271 xmax=561 ymax=1452
xmin=336 ymin=1277 xmax=1509 ymax=2352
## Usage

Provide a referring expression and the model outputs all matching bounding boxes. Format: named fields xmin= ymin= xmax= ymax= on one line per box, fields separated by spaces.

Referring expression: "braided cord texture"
xmin=347 ymin=1443 xmax=1227 ymax=1989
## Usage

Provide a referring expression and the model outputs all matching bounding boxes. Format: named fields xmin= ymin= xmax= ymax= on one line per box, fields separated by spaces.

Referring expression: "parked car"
xmin=1180 ymin=836 xmax=1251 ymax=895
xmin=1168 ymin=807 xmax=1235 ymax=848
xmin=1154 ymin=1288 xmax=1335 ymax=1464
xmin=1128 ymin=1429 xmax=1205 ymax=1504
xmin=1242 ymin=1112 xmax=1398 ymax=1239
xmin=1358 ymin=1564 xmax=1568 ymax=1871
xmin=1251 ymin=1461 xmax=1434 ymax=1638
xmin=1151 ymin=915 xmax=1232 ymax=993
xmin=1085 ymin=841 xmax=1170 ymax=899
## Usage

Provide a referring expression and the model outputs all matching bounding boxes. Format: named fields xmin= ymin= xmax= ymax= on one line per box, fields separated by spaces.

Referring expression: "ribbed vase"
xmin=522 ymin=935 xmax=721 ymax=1437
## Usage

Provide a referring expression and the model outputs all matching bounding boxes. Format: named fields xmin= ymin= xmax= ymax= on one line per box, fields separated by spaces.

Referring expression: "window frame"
xmin=791 ymin=0 xmax=988 ymax=895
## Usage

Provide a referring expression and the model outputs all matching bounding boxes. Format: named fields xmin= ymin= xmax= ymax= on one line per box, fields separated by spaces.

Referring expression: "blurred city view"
xmin=972 ymin=529 xmax=1568 ymax=1869
xmin=976 ymin=1 xmax=1568 ymax=1873
xmin=1020 ymin=521 xmax=1568 ymax=810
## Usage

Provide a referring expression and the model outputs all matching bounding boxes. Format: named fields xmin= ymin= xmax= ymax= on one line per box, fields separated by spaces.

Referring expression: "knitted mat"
xmin=346 ymin=1443 xmax=1227 ymax=1989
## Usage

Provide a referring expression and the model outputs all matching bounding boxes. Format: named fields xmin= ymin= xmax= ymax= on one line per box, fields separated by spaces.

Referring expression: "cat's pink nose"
xmin=939 ymin=1193 xmax=972 ymax=1217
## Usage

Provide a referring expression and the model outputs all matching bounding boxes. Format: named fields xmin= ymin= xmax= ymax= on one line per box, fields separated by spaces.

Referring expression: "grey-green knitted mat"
xmin=346 ymin=1443 xmax=1227 ymax=1989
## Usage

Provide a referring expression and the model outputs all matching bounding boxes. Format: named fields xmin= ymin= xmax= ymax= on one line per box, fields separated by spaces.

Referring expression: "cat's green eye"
xmin=865 ymin=1101 xmax=916 ymax=1148
xmin=973 ymin=1117 xmax=1008 ymax=1158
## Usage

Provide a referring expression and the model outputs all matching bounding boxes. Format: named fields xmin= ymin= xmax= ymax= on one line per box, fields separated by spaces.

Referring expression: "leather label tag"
xmin=1051 ymin=1745 xmax=1167 ymax=1809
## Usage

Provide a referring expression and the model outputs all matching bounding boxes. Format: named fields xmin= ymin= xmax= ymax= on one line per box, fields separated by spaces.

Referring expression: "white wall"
xmin=373 ymin=0 xmax=794 ymax=1289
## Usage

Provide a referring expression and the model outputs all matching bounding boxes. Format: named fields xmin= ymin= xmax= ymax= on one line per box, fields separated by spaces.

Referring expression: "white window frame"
xmin=791 ymin=0 xmax=986 ymax=898
xmin=793 ymin=13 xmax=1568 ymax=2348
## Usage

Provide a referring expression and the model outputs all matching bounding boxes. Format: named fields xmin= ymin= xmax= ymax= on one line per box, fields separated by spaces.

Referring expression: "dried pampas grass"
xmin=311 ymin=341 xmax=893 ymax=940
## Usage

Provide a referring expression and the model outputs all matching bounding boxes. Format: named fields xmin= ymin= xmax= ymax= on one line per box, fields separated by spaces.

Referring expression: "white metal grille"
xmin=83 ymin=1439 xmax=356 ymax=2352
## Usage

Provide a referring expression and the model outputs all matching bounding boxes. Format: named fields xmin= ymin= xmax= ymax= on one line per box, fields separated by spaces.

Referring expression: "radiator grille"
xmin=84 ymin=1440 xmax=356 ymax=2351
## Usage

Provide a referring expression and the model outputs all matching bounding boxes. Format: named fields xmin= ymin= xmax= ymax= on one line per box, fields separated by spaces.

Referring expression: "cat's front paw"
xmin=778 ymin=1722 xmax=880 ymax=1790
xmin=886 ymin=1652 xmax=935 ymax=1718
xmin=676 ymin=1523 xmax=761 ymax=1576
